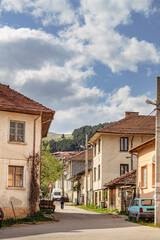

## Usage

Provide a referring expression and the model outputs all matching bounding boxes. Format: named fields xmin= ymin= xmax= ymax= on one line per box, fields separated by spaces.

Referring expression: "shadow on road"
xmin=0 ymin=206 xmax=140 ymax=239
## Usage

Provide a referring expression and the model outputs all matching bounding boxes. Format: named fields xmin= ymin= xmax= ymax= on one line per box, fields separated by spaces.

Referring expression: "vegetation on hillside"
xmin=43 ymin=122 xmax=111 ymax=153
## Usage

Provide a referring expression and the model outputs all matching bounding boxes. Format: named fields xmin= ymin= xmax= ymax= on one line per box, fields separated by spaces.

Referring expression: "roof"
xmin=129 ymin=137 xmax=155 ymax=153
xmin=104 ymin=169 xmax=136 ymax=187
xmin=68 ymin=148 xmax=93 ymax=161
xmin=89 ymin=112 xmax=155 ymax=143
xmin=0 ymin=83 xmax=55 ymax=137
xmin=70 ymin=167 xmax=92 ymax=180
xmin=52 ymin=151 xmax=79 ymax=160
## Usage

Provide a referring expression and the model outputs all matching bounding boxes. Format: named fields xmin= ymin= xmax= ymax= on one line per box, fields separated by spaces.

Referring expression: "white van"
xmin=51 ymin=188 xmax=62 ymax=201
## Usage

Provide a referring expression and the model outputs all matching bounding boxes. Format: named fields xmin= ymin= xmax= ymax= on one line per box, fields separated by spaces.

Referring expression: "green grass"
xmin=128 ymin=218 xmax=160 ymax=228
xmin=2 ymin=209 xmax=55 ymax=227
xmin=76 ymin=205 xmax=123 ymax=214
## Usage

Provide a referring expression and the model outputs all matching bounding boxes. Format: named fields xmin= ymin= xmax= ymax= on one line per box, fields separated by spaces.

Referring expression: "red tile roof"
xmin=68 ymin=148 xmax=93 ymax=161
xmin=89 ymin=112 xmax=155 ymax=143
xmin=104 ymin=169 xmax=136 ymax=187
xmin=0 ymin=83 xmax=55 ymax=137
xmin=52 ymin=151 xmax=79 ymax=160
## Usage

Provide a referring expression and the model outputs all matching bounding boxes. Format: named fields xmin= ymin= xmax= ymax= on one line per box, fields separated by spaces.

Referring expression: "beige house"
xmin=0 ymin=83 xmax=55 ymax=219
xmin=88 ymin=112 xmax=155 ymax=206
xmin=72 ymin=168 xmax=93 ymax=205
xmin=66 ymin=149 xmax=93 ymax=203
xmin=129 ymin=138 xmax=155 ymax=198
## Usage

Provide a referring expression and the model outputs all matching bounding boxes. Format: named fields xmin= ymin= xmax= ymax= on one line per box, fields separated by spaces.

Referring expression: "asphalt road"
xmin=0 ymin=203 xmax=160 ymax=240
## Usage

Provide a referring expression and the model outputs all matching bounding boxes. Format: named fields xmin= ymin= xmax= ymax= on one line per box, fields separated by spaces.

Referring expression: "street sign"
xmin=48 ymin=181 xmax=52 ymax=189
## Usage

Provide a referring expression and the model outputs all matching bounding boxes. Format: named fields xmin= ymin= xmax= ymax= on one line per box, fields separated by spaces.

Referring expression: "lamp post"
xmin=85 ymin=134 xmax=88 ymax=206
xmin=146 ymin=76 xmax=160 ymax=226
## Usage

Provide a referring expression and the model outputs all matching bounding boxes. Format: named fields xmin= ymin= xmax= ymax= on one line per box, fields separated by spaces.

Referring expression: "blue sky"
xmin=0 ymin=0 xmax=160 ymax=133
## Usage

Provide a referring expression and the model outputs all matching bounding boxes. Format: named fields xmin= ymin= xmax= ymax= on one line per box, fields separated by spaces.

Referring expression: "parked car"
xmin=0 ymin=205 xmax=4 ymax=228
xmin=51 ymin=189 xmax=62 ymax=201
xmin=128 ymin=198 xmax=154 ymax=221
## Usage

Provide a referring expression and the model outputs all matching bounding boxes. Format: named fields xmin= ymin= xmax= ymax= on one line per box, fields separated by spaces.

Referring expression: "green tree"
xmin=41 ymin=145 xmax=63 ymax=196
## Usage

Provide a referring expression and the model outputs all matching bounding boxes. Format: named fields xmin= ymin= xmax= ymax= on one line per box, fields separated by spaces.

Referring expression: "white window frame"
xmin=9 ymin=119 xmax=26 ymax=143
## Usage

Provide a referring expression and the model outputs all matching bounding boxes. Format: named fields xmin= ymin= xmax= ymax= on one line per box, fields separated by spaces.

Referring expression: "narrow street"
xmin=0 ymin=204 xmax=160 ymax=240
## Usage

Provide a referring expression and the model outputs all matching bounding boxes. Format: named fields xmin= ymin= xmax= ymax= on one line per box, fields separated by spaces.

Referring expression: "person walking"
xmin=60 ymin=196 xmax=65 ymax=209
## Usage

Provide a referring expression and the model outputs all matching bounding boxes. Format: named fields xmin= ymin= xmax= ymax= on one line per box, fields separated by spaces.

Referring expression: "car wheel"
xmin=128 ymin=212 xmax=132 ymax=220
xmin=136 ymin=214 xmax=139 ymax=221
xmin=0 ymin=221 xmax=2 ymax=228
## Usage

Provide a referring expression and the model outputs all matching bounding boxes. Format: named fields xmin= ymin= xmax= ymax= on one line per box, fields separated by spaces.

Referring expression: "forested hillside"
xmin=43 ymin=122 xmax=111 ymax=153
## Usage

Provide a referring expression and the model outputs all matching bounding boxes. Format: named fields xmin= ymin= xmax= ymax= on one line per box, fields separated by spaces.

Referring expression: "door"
xmin=109 ymin=188 xmax=116 ymax=210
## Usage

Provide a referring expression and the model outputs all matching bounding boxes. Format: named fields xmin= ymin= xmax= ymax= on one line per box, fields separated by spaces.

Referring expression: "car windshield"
xmin=54 ymin=192 xmax=61 ymax=195
xmin=141 ymin=199 xmax=154 ymax=206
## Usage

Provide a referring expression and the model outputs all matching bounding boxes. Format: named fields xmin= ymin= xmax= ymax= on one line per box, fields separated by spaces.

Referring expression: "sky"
xmin=0 ymin=0 xmax=160 ymax=134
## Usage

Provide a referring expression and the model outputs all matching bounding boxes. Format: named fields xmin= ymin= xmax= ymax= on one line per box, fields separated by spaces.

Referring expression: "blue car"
xmin=128 ymin=198 xmax=154 ymax=221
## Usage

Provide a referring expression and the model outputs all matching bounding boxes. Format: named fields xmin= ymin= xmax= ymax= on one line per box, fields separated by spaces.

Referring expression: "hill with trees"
xmin=43 ymin=122 xmax=111 ymax=153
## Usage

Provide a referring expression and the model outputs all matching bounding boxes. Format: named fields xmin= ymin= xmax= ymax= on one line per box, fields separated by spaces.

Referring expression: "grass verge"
xmin=128 ymin=218 xmax=160 ymax=229
xmin=2 ymin=209 xmax=55 ymax=227
xmin=76 ymin=204 xmax=126 ymax=215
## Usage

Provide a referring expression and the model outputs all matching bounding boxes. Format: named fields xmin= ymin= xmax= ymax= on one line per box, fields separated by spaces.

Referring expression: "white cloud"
xmin=0 ymin=0 xmax=158 ymax=133
xmin=52 ymin=85 xmax=155 ymax=133
xmin=1 ymin=0 xmax=159 ymax=73
xmin=0 ymin=0 xmax=76 ymax=26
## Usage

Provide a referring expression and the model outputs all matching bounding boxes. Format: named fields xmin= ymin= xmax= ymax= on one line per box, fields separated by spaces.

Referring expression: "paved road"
xmin=0 ymin=204 xmax=160 ymax=240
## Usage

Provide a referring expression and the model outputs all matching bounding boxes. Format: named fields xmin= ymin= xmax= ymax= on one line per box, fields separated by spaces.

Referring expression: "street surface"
xmin=0 ymin=203 xmax=160 ymax=240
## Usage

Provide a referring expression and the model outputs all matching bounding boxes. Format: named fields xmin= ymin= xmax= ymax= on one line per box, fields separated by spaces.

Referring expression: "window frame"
xmin=98 ymin=164 xmax=100 ymax=180
xmin=120 ymin=137 xmax=129 ymax=151
xmin=98 ymin=139 xmax=101 ymax=153
xmin=120 ymin=164 xmax=129 ymax=176
xmin=8 ymin=165 xmax=24 ymax=188
xmin=141 ymin=165 xmax=148 ymax=189
xmin=94 ymin=167 xmax=96 ymax=182
xmin=152 ymin=163 xmax=155 ymax=187
xmin=94 ymin=143 xmax=97 ymax=156
xmin=9 ymin=120 xmax=25 ymax=143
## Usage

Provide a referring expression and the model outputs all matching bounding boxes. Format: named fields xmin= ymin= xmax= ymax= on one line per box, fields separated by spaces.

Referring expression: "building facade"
xmin=129 ymin=138 xmax=155 ymax=198
xmin=0 ymin=84 xmax=55 ymax=218
xmin=89 ymin=112 xmax=155 ymax=206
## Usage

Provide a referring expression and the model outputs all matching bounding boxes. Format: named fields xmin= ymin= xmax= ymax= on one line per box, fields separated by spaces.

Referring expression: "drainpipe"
xmin=131 ymin=134 xmax=135 ymax=170
xmin=33 ymin=114 xmax=41 ymax=158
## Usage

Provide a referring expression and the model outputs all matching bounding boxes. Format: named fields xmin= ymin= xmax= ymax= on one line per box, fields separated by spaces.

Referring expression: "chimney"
xmin=125 ymin=112 xmax=139 ymax=117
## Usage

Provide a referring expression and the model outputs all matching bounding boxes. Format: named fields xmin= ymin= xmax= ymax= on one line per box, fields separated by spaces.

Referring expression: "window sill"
xmin=140 ymin=186 xmax=148 ymax=189
xmin=6 ymin=187 xmax=26 ymax=190
xmin=8 ymin=141 xmax=27 ymax=145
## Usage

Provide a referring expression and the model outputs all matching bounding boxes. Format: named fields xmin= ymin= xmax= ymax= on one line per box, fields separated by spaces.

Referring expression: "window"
xmin=10 ymin=121 xmax=25 ymax=142
xmin=94 ymin=167 xmax=96 ymax=181
xmin=94 ymin=143 xmax=97 ymax=156
xmin=98 ymin=139 xmax=101 ymax=153
xmin=98 ymin=165 xmax=100 ymax=180
xmin=120 ymin=164 xmax=129 ymax=175
xmin=99 ymin=191 xmax=101 ymax=202
xmin=141 ymin=165 xmax=147 ymax=188
xmin=120 ymin=137 xmax=128 ymax=151
xmin=8 ymin=166 xmax=23 ymax=187
xmin=152 ymin=163 xmax=155 ymax=186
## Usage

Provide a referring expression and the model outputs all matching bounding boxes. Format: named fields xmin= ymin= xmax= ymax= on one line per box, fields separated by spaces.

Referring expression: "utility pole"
xmin=85 ymin=134 xmax=88 ymax=206
xmin=155 ymin=77 xmax=160 ymax=226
